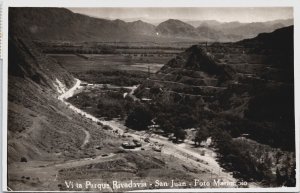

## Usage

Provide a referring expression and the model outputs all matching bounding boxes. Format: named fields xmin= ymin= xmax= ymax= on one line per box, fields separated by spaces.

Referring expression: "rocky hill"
xmin=135 ymin=26 xmax=294 ymax=150
xmin=134 ymin=45 xmax=235 ymax=105
xmin=9 ymin=38 xmax=75 ymax=91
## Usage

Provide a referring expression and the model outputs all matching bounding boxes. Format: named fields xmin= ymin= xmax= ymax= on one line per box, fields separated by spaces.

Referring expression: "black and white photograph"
xmin=4 ymin=2 xmax=299 ymax=192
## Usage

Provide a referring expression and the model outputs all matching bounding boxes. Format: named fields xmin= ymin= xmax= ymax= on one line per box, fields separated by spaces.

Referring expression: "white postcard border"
xmin=1 ymin=0 xmax=299 ymax=192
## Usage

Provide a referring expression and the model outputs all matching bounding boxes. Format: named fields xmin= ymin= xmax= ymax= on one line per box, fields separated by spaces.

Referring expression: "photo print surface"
xmin=7 ymin=6 xmax=295 ymax=191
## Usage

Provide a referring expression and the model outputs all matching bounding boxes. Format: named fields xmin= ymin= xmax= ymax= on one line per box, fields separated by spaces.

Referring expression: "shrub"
xmin=125 ymin=105 xmax=152 ymax=130
xmin=194 ymin=127 xmax=209 ymax=146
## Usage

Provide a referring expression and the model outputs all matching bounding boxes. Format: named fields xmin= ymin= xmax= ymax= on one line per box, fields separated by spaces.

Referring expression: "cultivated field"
xmin=49 ymin=54 xmax=166 ymax=73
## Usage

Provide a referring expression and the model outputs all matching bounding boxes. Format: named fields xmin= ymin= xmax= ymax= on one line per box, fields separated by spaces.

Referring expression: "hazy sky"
xmin=68 ymin=7 xmax=293 ymax=23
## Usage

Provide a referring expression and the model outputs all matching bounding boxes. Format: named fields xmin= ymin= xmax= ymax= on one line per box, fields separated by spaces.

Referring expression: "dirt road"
xmin=103 ymin=121 xmax=237 ymax=182
xmin=59 ymin=79 xmax=261 ymax=187
xmin=58 ymin=79 xmax=92 ymax=148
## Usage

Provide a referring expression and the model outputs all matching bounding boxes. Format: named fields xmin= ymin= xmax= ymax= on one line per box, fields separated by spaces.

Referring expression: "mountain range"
xmin=9 ymin=7 xmax=293 ymax=42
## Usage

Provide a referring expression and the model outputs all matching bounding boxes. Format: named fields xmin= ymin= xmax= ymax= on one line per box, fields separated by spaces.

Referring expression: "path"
xmin=58 ymin=79 xmax=91 ymax=148
xmin=59 ymin=79 xmax=260 ymax=187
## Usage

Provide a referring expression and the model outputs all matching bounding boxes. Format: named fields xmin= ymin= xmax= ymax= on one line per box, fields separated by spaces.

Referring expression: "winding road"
xmin=58 ymin=78 xmax=260 ymax=188
xmin=58 ymin=79 xmax=92 ymax=147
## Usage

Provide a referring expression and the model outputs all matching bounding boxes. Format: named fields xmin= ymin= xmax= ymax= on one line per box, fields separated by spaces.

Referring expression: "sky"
xmin=68 ymin=7 xmax=293 ymax=24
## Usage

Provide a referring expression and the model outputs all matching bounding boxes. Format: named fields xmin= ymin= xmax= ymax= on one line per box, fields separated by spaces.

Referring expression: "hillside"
xmin=7 ymin=38 xmax=236 ymax=192
xmin=132 ymin=26 xmax=295 ymax=184
xmin=134 ymin=44 xmax=234 ymax=106
xmin=7 ymin=33 xmax=128 ymax=193
xmin=9 ymin=11 xmax=227 ymax=190
xmin=135 ymin=26 xmax=294 ymax=150
xmin=238 ymin=25 xmax=294 ymax=50
xmin=9 ymin=38 xmax=75 ymax=91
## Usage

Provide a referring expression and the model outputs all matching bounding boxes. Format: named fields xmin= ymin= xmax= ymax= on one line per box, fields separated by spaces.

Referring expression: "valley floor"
xmin=8 ymin=78 xmax=262 ymax=191
xmin=8 ymin=75 xmax=259 ymax=191
xmin=62 ymin=79 xmax=261 ymax=190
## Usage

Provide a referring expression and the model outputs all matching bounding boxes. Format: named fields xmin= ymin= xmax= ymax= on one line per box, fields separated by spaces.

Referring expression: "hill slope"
xmin=135 ymin=26 xmax=294 ymax=150
xmin=7 ymin=37 xmax=121 ymax=163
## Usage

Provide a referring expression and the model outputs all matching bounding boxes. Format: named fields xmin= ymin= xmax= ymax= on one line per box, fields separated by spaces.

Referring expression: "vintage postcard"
xmin=2 ymin=0 xmax=299 ymax=192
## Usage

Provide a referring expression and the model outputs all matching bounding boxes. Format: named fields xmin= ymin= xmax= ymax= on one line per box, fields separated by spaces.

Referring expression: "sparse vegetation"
xmin=20 ymin=157 xmax=27 ymax=162
xmin=76 ymin=70 xmax=148 ymax=86
xmin=68 ymin=89 xmax=137 ymax=120
xmin=125 ymin=105 xmax=152 ymax=130
xmin=194 ymin=127 xmax=209 ymax=146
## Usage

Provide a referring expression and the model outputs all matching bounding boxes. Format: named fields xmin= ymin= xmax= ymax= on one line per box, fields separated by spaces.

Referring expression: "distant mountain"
xmin=128 ymin=20 xmax=156 ymax=35
xmin=187 ymin=19 xmax=293 ymax=28
xmin=264 ymin=19 xmax=294 ymax=26
xmin=9 ymin=8 xmax=157 ymax=42
xmin=9 ymin=7 xmax=294 ymax=42
xmin=187 ymin=19 xmax=293 ymax=39
xmin=156 ymin=19 xmax=199 ymax=38
xmin=155 ymin=19 xmax=241 ymax=42
xmin=196 ymin=26 xmax=242 ymax=42
xmin=186 ymin=20 xmax=221 ymax=28
xmin=221 ymin=22 xmax=285 ymax=38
